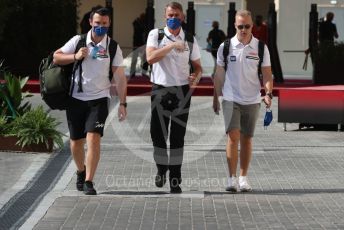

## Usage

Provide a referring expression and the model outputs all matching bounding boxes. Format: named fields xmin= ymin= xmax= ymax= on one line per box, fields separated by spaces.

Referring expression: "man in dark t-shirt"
xmin=207 ymin=21 xmax=226 ymax=76
xmin=319 ymin=12 xmax=339 ymax=45
xmin=207 ymin=21 xmax=226 ymax=59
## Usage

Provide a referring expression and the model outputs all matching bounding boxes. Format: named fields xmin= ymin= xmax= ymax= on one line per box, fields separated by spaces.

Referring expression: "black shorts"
xmin=66 ymin=97 xmax=109 ymax=140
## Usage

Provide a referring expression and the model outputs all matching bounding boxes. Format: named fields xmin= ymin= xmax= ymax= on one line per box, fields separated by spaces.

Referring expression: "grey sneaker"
xmin=225 ymin=177 xmax=238 ymax=192
xmin=239 ymin=176 xmax=252 ymax=192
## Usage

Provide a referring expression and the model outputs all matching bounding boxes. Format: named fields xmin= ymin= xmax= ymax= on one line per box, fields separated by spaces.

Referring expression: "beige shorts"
xmin=222 ymin=100 xmax=260 ymax=137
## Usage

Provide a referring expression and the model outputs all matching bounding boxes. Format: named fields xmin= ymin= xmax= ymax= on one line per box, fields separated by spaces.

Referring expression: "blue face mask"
xmin=93 ymin=26 xmax=109 ymax=37
xmin=264 ymin=108 xmax=273 ymax=129
xmin=166 ymin=18 xmax=182 ymax=30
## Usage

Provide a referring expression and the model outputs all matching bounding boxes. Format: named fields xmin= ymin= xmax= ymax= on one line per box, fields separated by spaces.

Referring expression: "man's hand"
xmin=118 ymin=105 xmax=127 ymax=122
xmin=213 ymin=96 xmax=220 ymax=115
xmin=263 ymin=94 xmax=272 ymax=108
xmin=172 ymin=41 xmax=185 ymax=52
xmin=188 ymin=73 xmax=199 ymax=87
xmin=75 ymin=47 xmax=88 ymax=60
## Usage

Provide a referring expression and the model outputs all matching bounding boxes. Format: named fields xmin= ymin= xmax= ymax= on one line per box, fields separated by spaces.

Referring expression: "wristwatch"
xmin=266 ymin=92 xmax=273 ymax=99
xmin=120 ymin=102 xmax=127 ymax=108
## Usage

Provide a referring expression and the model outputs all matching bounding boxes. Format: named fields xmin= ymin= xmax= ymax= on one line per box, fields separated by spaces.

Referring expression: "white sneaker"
xmin=239 ymin=176 xmax=252 ymax=192
xmin=225 ymin=177 xmax=238 ymax=192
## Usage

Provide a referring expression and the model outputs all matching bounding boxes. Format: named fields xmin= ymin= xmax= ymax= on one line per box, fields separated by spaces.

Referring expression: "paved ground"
xmin=1 ymin=94 xmax=344 ymax=230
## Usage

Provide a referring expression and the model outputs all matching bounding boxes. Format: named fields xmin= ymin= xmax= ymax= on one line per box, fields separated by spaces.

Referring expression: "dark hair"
xmin=326 ymin=12 xmax=334 ymax=21
xmin=90 ymin=7 xmax=111 ymax=20
xmin=165 ymin=2 xmax=183 ymax=12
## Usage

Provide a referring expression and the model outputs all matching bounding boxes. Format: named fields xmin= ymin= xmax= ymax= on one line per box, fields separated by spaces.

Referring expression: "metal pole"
xmin=309 ymin=4 xmax=319 ymax=83
xmin=186 ymin=2 xmax=195 ymax=35
xmin=105 ymin=0 xmax=113 ymax=37
xmin=145 ymin=0 xmax=155 ymax=34
xmin=227 ymin=2 xmax=236 ymax=38
xmin=267 ymin=3 xmax=284 ymax=83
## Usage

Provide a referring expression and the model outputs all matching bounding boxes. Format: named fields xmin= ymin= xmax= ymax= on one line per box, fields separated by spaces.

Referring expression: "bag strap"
xmin=185 ymin=31 xmax=194 ymax=73
xmin=71 ymin=34 xmax=87 ymax=94
xmin=223 ymin=38 xmax=230 ymax=72
xmin=158 ymin=28 xmax=165 ymax=44
xmin=258 ymin=40 xmax=265 ymax=78
xmin=185 ymin=32 xmax=194 ymax=57
xmin=108 ymin=39 xmax=118 ymax=81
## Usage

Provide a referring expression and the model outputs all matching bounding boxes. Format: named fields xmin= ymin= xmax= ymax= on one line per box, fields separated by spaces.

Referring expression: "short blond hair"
xmin=235 ymin=10 xmax=252 ymax=19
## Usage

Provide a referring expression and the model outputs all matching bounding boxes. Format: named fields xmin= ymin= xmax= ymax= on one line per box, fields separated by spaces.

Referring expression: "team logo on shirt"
xmin=96 ymin=48 xmax=109 ymax=58
xmin=246 ymin=56 xmax=259 ymax=60
xmin=95 ymin=121 xmax=105 ymax=128
xmin=92 ymin=47 xmax=108 ymax=59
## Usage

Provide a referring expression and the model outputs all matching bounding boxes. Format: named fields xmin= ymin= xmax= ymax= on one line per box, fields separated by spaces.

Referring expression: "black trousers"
xmin=150 ymin=84 xmax=191 ymax=167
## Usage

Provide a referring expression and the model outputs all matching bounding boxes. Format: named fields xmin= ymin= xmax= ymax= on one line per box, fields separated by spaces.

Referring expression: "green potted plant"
xmin=0 ymin=70 xmax=32 ymax=119
xmin=0 ymin=106 xmax=65 ymax=152
xmin=0 ymin=64 xmax=65 ymax=152
xmin=0 ymin=114 xmax=10 ymax=135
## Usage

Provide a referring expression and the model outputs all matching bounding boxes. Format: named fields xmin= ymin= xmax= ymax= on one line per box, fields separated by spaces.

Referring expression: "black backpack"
xmin=223 ymin=38 xmax=264 ymax=77
xmin=157 ymin=28 xmax=194 ymax=72
xmin=39 ymin=34 xmax=117 ymax=110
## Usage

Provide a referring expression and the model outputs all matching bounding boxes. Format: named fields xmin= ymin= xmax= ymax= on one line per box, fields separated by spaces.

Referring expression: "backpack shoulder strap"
xmin=184 ymin=31 xmax=194 ymax=57
xmin=258 ymin=40 xmax=265 ymax=77
xmin=72 ymin=34 xmax=87 ymax=93
xmin=158 ymin=28 xmax=165 ymax=44
xmin=182 ymin=30 xmax=195 ymax=73
xmin=223 ymin=38 xmax=230 ymax=72
xmin=75 ymin=34 xmax=87 ymax=53
xmin=108 ymin=38 xmax=118 ymax=81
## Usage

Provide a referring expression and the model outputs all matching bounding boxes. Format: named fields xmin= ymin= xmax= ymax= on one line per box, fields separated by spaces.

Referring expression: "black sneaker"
xmin=76 ymin=167 xmax=86 ymax=191
xmin=169 ymin=178 xmax=182 ymax=194
xmin=155 ymin=164 xmax=168 ymax=188
xmin=83 ymin=181 xmax=97 ymax=195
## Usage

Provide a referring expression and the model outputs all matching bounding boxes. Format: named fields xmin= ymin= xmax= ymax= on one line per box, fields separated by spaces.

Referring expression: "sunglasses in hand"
xmin=237 ymin=24 xmax=251 ymax=30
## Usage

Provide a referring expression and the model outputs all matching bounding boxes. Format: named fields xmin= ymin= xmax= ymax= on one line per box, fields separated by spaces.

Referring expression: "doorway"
xmin=195 ymin=4 xmax=225 ymax=49
xmin=194 ymin=4 xmax=226 ymax=76
xmin=246 ymin=0 xmax=274 ymax=21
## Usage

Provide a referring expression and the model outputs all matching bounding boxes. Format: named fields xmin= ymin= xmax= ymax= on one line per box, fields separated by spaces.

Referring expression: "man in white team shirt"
xmin=146 ymin=2 xmax=202 ymax=193
xmin=53 ymin=7 xmax=127 ymax=195
xmin=213 ymin=10 xmax=273 ymax=192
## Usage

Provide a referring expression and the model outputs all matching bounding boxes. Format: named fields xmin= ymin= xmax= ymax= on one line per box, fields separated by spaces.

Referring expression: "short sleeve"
xmin=216 ymin=43 xmax=225 ymax=67
xmin=190 ymin=37 xmax=201 ymax=61
xmin=61 ymin=35 xmax=80 ymax=54
xmin=261 ymin=44 xmax=271 ymax=67
xmin=146 ymin=29 xmax=159 ymax=48
xmin=112 ymin=45 xmax=124 ymax=67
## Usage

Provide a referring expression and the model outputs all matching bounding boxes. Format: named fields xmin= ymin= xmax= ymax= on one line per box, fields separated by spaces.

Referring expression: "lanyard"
xmin=164 ymin=33 xmax=177 ymax=42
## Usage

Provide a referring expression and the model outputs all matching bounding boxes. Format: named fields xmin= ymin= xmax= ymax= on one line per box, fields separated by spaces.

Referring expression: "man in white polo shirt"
xmin=146 ymin=2 xmax=202 ymax=193
xmin=53 ymin=7 xmax=127 ymax=195
xmin=213 ymin=10 xmax=273 ymax=192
